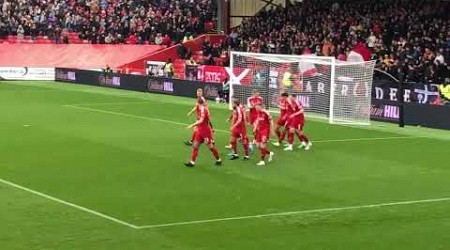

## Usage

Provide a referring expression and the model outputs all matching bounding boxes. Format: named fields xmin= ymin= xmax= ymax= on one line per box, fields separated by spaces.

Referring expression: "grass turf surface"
xmin=1 ymin=80 xmax=450 ymax=250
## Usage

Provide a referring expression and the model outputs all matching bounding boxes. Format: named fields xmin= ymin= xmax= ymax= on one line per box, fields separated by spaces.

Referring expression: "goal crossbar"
xmin=229 ymin=51 xmax=376 ymax=125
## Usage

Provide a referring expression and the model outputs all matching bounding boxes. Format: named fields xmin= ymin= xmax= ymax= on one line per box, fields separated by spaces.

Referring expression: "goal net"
xmin=229 ymin=51 xmax=376 ymax=125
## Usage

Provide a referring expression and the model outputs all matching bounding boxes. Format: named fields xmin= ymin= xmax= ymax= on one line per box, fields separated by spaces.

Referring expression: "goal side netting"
xmin=228 ymin=51 xmax=376 ymax=125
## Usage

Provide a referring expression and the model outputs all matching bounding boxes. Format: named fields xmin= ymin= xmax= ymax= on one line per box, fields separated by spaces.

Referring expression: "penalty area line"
xmin=0 ymin=178 xmax=139 ymax=229
xmin=136 ymin=197 xmax=450 ymax=229
xmin=63 ymin=104 xmax=416 ymax=144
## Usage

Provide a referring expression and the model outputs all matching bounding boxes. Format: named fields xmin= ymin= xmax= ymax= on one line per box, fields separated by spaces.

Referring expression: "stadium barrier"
xmin=0 ymin=67 xmax=55 ymax=80
xmin=404 ymin=103 xmax=450 ymax=129
xmin=146 ymin=61 xmax=229 ymax=84
xmin=370 ymin=80 xmax=449 ymax=126
xmin=55 ymin=68 xmax=222 ymax=100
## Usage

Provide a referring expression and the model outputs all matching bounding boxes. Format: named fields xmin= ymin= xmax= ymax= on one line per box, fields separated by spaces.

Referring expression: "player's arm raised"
xmin=247 ymin=97 xmax=254 ymax=109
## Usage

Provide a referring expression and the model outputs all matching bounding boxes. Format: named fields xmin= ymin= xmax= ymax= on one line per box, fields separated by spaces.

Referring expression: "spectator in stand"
xmin=367 ymin=32 xmax=376 ymax=49
xmin=203 ymin=53 xmax=215 ymax=66
xmin=177 ymin=42 xmax=188 ymax=59
xmin=230 ymin=0 xmax=450 ymax=84
xmin=128 ymin=33 xmax=138 ymax=45
xmin=183 ymin=32 xmax=194 ymax=43
xmin=16 ymin=24 xmax=24 ymax=41
xmin=0 ymin=0 xmax=216 ymax=45
xmin=186 ymin=56 xmax=197 ymax=66
xmin=435 ymin=50 xmax=445 ymax=66
xmin=105 ymin=33 xmax=114 ymax=44
xmin=155 ymin=33 xmax=163 ymax=45
xmin=162 ymin=34 xmax=172 ymax=47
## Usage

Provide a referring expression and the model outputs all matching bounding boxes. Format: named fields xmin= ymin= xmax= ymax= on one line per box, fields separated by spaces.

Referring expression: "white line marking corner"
xmin=0 ymin=178 xmax=139 ymax=229
xmin=136 ymin=197 xmax=450 ymax=229
xmin=2 ymin=177 xmax=449 ymax=230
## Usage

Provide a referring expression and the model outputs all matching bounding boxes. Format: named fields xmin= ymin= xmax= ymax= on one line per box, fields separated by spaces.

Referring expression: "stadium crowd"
xmin=1 ymin=0 xmax=449 ymax=84
xmin=0 ymin=0 xmax=216 ymax=45
xmin=228 ymin=0 xmax=450 ymax=84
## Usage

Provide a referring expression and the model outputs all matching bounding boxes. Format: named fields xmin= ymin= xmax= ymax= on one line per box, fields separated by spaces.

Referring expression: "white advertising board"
xmin=0 ymin=67 xmax=55 ymax=80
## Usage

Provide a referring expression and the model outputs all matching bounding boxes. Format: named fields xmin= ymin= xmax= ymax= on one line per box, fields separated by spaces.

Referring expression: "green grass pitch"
xmin=1 ymin=80 xmax=450 ymax=250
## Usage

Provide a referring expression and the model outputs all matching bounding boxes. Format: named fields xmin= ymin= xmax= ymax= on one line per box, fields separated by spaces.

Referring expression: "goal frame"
xmin=229 ymin=51 xmax=341 ymax=124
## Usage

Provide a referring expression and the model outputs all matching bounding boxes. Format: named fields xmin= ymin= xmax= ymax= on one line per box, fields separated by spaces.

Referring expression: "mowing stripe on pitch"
xmin=136 ymin=197 xmax=450 ymax=229
xmin=0 ymin=178 xmax=139 ymax=229
xmin=64 ymin=105 xmax=416 ymax=143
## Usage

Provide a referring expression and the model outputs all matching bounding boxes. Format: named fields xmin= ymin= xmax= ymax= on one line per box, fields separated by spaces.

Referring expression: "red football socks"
xmin=300 ymin=134 xmax=309 ymax=143
xmin=260 ymin=148 xmax=270 ymax=160
xmin=295 ymin=131 xmax=309 ymax=143
xmin=288 ymin=132 xmax=294 ymax=144
xmin=259 ymin=149 xmax=266 ymax=160
xmin=275 ymin=129 xmax=281 ymax=139
xmin=191 ymin=148 xmax=199 ymax=162
xmin=243 ymin=142 xmax=249 ymax=156
xmin=210 ymin=147 xmax=220 ymax=160
xmin=231 ymin=141 xmax=237 ymax=154
xmin=279 ymin=130 xmax=286 ymax=143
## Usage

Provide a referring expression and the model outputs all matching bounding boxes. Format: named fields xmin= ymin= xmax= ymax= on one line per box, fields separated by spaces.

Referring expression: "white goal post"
xmin=228 ymin=51 xmax=376 ymax=125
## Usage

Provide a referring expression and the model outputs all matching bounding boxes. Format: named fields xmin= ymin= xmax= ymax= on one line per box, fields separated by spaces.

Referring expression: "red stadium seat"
xmin=7 ymin=36 xmax=17 ymax=42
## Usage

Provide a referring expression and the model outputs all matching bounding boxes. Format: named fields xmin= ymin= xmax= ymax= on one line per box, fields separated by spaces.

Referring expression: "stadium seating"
xmin=230 ymin=0 xmax=450 ymax=83
xmin=1 ymin=0 xmax=448 ymax=82
xmin=0 ymin=43 xmax=164 ymax=70
xmin=0 ymin=0 xmax=216 ymax=45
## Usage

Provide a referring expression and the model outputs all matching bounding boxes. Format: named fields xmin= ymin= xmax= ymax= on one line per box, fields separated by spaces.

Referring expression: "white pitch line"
xmin=137 ymin=197 xmax=450 ymax=229
xmin=0 ymin=178 xmax=139 ymax=229
xmin=312 ymin=136 xmax=416 ymax=143
xmin=63 ymin=105 xmax=416 ymax=144
xmin=66 ymin=101 xmax=152 ymax=106
xmin=63 ymin=104 xmax=230 ymax=133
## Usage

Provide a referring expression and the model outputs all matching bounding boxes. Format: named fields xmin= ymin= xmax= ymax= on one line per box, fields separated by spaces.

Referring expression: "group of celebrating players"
xmin=184 ymin=88 xmax=312 ymax=167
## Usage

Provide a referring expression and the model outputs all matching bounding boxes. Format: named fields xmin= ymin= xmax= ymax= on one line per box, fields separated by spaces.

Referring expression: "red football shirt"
xmin=286 ymin=98 xmax=296 ymax=117
xmin=279 ymin=97 xmax=288 ymax=118
xmin=197 ymin=106 xmax=211 ymax=132
xmin=232 ymin=104 xmax=246 ymax=130
xmin=196 ymin=96 xmax=207 ymax=118
xmin=290 ymin=98 xmax=305 ymax=120
xmin=256 ymin=109 xmax=272 ymax=131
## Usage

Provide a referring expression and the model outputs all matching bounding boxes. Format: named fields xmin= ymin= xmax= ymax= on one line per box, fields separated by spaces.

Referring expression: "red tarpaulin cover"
xmin=0 ymin=44 xmax=163 ymax=69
